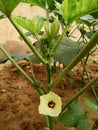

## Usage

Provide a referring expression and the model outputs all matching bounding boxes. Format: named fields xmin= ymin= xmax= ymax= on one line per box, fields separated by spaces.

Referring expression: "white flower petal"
xmin=38 ymin=92 xmax=62 ymax=117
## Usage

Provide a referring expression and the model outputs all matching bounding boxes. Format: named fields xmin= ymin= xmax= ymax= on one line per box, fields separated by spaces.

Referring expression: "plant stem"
xmin=45 ymin=116 xmax=55 ymax=130
xmin=61 ymin=75 xmax=98 ymax=112
xmin=46 ymin=9 xmax=49 ymax=26
xmin=48 ymin=116 xmax=55 ymax=130
xmin=50 ymin=31 xmax=98 ymax=90
xmin=45 ymin=116 xmax=49 ymax=128
xmin=8 ymin=15 xmax=48 ymax=65
xmin=46 ymin=64 xmax=52 ymax=86
xmin=0 ymin=44 xmax=45 ymax=95
xmin=81 ymin=60 xmax=98 ymax=102
xmin=45 ymin=9 xmax=53 ymax=91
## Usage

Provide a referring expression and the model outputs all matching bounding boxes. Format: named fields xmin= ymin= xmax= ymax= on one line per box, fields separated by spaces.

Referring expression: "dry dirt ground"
xmin=0 ymin=2 xmax=98 ymax=130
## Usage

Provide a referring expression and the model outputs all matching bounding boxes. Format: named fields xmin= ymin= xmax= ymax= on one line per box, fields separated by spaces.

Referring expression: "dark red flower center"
xmin=48 ymin=100 xmax=55 ymax=108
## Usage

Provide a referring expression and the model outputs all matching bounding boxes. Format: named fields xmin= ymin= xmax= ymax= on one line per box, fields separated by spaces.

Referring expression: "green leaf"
xmin=59 ymin=110 xmax=79 ymax=127
xmin=77 ymin=115 xmax=89 ymax=130
xmin=80 ymin=14 xmax=98 ymax=26
xmin=22 ymin=0 xmax=44 ymax=8
xmin=44 ymin=17 xmax=60 ymax=41
xmin=0 ymin=53 xmax=40 ymax=64
xmin=54 ymin=37 xmax=83 ymax=66
xmin=59 ymin=102 xmax=86 ymax=127
xmin=68 ymin=102 xmax=85 ymax=114
xmin=32 ymin=16 xmax=45 ymax=34
xmin=84 ymin=98 xmax=98 ymax=114
xmin=21 ymin=0 xmax=29 ymax=3
xmin=51 ymin=17 xmax=60 ymax=39
xmin=0 ymin=53 xmax=26 ymax=63
xmin=13 ymin=15 xmax=44 ymax=35
xmin=90 ymin=11 xmax=98 ymax=19
xmin=0 ymin=0 xmax=21 ymax=16
xmin=58 ymin=0 xmax=98 ymax=24
xmin=13 ymin=16 xmax=33 ymax=33
xmin=22 ymin=0 xmax=55 ymax=10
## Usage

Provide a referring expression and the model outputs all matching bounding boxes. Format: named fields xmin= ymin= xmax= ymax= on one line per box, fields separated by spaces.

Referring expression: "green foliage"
xmin=31 ymin=36 xmax=83 ymax=67
xmin=0 ymin=0 xmax=21 ymax=16
xmin=22 ymin=0 xmax=55 ymax=10
xmin=76 ymin=115 xmax=89 ymax=130
xmin=54 ymin=37 xmax=83 ymax=66
xmin=44 ymin=17 xmax=60 ymax=41
xmin=0 ymin=53 xmax=27 ymax=63
xmin=84 ymin=98 xmax=98 ymax=114
xmin=13 ymin=15 xmax=45 ymax=35
xmin=91 ymin=11 xmax=98 ymax=19
xmin=58 ymin=0 xmax=98 ymax=24
xmin=80 ymin=13 xmax=98 ymax=27
xmin=0 ymin=53 xmax=40 ymax=64
xmin=59 ymin=102 xmax=89 ymax=130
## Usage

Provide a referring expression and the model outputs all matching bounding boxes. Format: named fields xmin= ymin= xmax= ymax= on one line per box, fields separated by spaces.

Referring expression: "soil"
xmin=0 ymin=57 xmax=98 ymax=130
xmin=0 ymin=2 xmax=98 ymax=130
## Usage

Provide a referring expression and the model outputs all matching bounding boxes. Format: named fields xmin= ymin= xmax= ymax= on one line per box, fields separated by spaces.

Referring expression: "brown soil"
xmin=0 ymin=2 xmax=98 ymax=130
xmin=0 ymin=56 xmax=98 ymax=130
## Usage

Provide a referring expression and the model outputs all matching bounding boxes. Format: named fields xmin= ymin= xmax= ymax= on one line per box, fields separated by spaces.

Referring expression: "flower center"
xmin=48 ymin=100 xmax=55 ymax=108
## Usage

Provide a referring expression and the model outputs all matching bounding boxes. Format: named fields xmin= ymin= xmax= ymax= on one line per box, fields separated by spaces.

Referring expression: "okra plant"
xmin=0 ymin=0 xmax=98 ymax=130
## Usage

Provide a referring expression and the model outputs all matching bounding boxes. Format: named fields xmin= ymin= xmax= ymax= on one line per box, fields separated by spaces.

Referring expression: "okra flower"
xmin=38 ymin=91 xmax=62 ymax=117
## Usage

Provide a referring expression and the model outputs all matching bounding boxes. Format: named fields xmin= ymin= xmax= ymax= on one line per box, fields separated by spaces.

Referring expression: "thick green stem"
xmin=45 ymin=116 xmax=49 ymax=128
xmin=8 ymin=15 xmax=48 ymax=65
xmin=50 ymin=31 xmax=98 ymax=90
xmin=46 ymin=64 xmax=52 ymax=86
xmin=48 ymin=116 xmax=55 ymax=130
xmin=45 ymin=116 xmax=55 ymax=130
xmin=61 ymin=75 xmax=98 ymax=112
xmin=45 ymin=9 xmax=53 ymax=91
xmin=0 ymin=45 xmax=45 ymax=95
